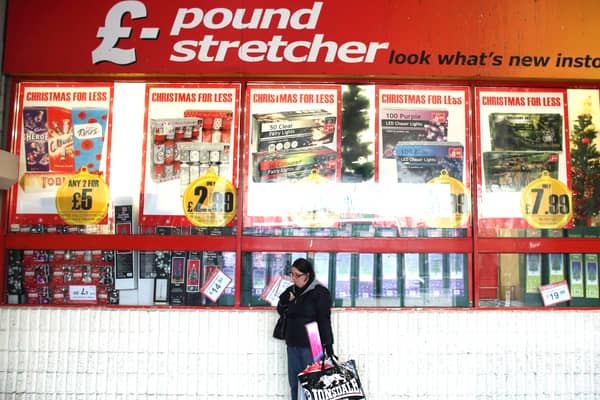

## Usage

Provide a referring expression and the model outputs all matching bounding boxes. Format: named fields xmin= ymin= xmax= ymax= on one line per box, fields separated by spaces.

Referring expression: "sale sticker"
xmin=425 ymin=170 xmax=470 ymax=228
xmin=182 ymin=167 xmax=236 ymax=227
xmin=55 ymin=167 xmax=109 ymax=225
xmin=539 ymin=280 xmax=572 ymax=306
xmin=261 ymin=274 xmax=294 ymax=306
xmin=520 ymin=171 xmax=572 ymax=229
xmin=200 ymin=268 xmax=232 ymax=303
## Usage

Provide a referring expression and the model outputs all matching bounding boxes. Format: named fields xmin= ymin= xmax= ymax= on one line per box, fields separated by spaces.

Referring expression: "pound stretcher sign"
xmin=55 ymin=168 xmax=109 ymax=225
xmin=520 ymin=171 xmax=572 ymax=229
xmin=182 ymin=168 xmax=236 ymax=227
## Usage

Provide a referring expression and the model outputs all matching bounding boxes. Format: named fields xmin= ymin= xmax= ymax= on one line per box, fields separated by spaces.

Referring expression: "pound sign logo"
xmin=92 ymin=1 xmax=159 ymax=65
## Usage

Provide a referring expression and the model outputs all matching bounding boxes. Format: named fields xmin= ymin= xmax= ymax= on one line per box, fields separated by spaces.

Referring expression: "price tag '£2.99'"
xmin=182 ymin=168 xmax=236 ymax=227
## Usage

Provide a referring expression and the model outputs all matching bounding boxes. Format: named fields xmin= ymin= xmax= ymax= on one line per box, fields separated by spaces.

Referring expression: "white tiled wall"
xmin=0 ymin=308 xmax=598 ymax=399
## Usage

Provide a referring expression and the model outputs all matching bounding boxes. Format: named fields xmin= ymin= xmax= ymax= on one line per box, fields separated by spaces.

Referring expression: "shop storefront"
xmin=1 ymin=1 xmax=599 ymax=398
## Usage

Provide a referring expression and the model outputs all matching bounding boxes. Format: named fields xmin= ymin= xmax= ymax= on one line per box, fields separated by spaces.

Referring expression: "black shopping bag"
xmin=298 ymin=356 xmax=366 ymax=400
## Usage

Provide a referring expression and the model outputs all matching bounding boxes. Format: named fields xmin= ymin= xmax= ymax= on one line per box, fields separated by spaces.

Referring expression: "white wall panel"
xmin=0 ymin=307 xmax=598 ymax=399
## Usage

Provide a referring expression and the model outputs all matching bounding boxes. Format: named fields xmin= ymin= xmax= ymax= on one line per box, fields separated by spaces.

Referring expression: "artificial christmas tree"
xmin=570 ymin=96 xmax=600 ymax=226
xmin=341 ymin=85 xmax=374 ymax=182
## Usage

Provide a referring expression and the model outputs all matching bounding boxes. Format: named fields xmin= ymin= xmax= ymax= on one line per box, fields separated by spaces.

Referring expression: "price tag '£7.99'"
xmin=520 ymin=171 xmax=572 ymax=229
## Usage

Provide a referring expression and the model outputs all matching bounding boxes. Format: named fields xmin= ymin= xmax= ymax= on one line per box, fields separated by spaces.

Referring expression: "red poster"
xmin=139 ymin=84 xmax=240 ymax=226
xmin=9 ymin=83 xmax=114 ymax=227
xmin=475 ymin=87 xmax=571 ymax=229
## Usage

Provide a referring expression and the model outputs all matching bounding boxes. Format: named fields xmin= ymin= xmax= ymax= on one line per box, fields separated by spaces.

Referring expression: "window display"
xmin=2 ymin=82 xmax=600 ymax=309
xmin=9 ymin=83 xmax=114 ymax=230
xmin=479 ymin=250 xmax=600 ymax=308
xmin=475 ymin=87 xmax=571 ymax=230
xmin=243 ymin=84 xmax=341 ymax=229
xmin=140 ymin=84 xmax=240 ymax=230
xmin=375 ymin=85 xmax=471 ymax=229
xmin=6 ymin=248 xmax=237 ymax=306
xmin=240 ymin=251 xmax=471 ymax=308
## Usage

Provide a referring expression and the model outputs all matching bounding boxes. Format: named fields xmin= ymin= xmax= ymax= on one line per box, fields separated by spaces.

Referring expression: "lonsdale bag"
xmin=298 ymin=356 xmax=366 ymax=400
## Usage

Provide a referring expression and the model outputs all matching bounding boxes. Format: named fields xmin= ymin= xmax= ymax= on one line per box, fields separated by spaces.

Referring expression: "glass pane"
xmin=6 ymin=249 xmax=237 ymax=306
xmin=478 ymin=252 xmax=600 ymax=307
xmin=9 ymin=82 xmax=241 ymax=236
xmin=243 ymin=83 xmax=472 ymax=237
xmin=240 ymin=251 xmax=471 ymax=308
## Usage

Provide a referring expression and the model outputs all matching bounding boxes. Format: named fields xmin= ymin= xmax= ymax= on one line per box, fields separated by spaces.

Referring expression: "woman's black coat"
xmin=277 ymin=279 xmax=334 ymax=348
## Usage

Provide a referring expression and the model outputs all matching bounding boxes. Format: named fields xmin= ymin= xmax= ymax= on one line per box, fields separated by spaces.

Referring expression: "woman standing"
xmin=277 ymin=257 xmax=334 ymax=400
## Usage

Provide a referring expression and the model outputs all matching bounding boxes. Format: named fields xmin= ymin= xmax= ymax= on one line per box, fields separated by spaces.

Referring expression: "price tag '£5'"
xmin=55 ymin=168 xmax=109 ymax=225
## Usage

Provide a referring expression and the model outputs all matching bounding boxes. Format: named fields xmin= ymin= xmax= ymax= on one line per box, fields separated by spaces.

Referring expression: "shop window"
xmin=6 ymin=248 xmax=237 ymax=307
xmin=3 ymin=82 xmax=599 ymax=310
xmin=240 ymin=250 xmax=471 ymax=308
xmin=478 ymin=248 xmax=600 ymax=308
xmin=242 ymin=83 xmax=472 ymax=237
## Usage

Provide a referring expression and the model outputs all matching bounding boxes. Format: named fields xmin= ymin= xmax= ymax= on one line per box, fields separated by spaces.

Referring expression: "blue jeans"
xmin=287 ymin=346 xmax=313 ymax=400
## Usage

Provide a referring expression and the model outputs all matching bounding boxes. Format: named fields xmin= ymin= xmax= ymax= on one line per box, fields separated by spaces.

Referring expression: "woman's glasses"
xmin=291 ymin=272 xmax=306 ymax=279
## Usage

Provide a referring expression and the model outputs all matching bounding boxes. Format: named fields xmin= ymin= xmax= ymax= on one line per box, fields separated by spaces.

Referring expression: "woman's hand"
xmin=289 ymin=291 xmax=295 ymax=302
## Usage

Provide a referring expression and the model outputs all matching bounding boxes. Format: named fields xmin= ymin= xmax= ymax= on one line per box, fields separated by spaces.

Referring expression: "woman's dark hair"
xmin=292 ymin=257 xmax=315 ymax=280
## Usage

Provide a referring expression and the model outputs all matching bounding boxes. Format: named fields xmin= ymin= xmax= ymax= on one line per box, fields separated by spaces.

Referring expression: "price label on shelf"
xmin=182 ymin=168 xmax=236 ymax=227
xmin=520 ymin=171 xmax=572 ymax=229
xmin=68 ymin=285 xmax=97 ymax=304
xmin=539 ymin=280 xmax=572 ymax=306
xmin=55 ymin=168 xmax=109 ymax=225
xmin=425 ymin=170 xmax=470 ymax=228
xmin=200 ymin=268 xmax=232 ymax=303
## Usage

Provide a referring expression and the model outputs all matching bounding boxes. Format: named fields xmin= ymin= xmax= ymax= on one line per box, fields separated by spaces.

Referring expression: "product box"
xmin=149 ymin=117 xmax=202 ymax=183
xmin=23 ymin=107 xmax=50 ymax=172
xmin=333 ymin=253 xmax=352 ymax=307
xmin=184 ymin=251 xmax=204 ymax=306
xmin=381 ymin=109 xmax=448 ymax=158
xmin=253 ymin=146 xmax=337 ymax=182
xmin=221 ymin=252 xmax=236 ymax=304
xmin=114 ymin=205 xmax=136 ymax=290
xmin=138 ymin=251 xmax=156 ymax=305
xmin=313 ymin=252 xmax=330 ymax=289
xmin=250 ymin=252 xmax=268 ymax=305
xmin=71 ymin=108 xmax=108 ymax=173
xmin=488 ymin=113 xmax=563 ymax=151
xmin=169 ymin=251 xmax=187 ymax=305
xmin=380 ymin=253 xmax=399 ymax=298
xmin=355 ymin=253 xmax=376 ymax=307
xmin=47 ymin=107 xmax=74 ymax=172
xmin=403 ymin=253 xmax=423 ymax=306
xmin=395 ymin=142 xmax=463 ymax=183
xmin=251 ymin=109 xmax=336 ymax=153
xmin=584 ymin=254 xmax=599 ymax=300
xmin=482 ymin=151 xmax=559 ymax=192
xmin=183 ymin=110 xmax=233 ymax=145
xmin=177 ymin=141 xmax=231 ymax=195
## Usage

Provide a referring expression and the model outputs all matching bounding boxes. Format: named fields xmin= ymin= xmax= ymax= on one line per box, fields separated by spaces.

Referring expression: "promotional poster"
xmin=476 ymin=87 xmax=571 ymax=229
xmin=140 ymin=84 xmax=240 ymax=226
xmin=10 ymin=83 xmax=114 ymax=226
xmin=244 ymin=84 xmax=341 ymax=227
